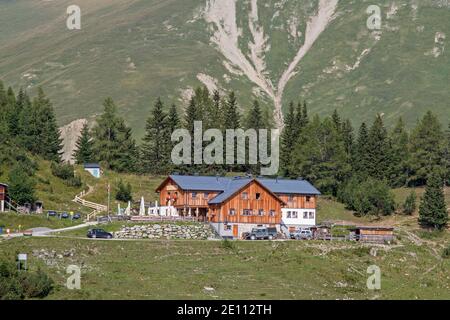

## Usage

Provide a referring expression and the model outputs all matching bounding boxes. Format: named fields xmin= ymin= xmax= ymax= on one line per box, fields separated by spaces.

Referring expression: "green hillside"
xmin=0 ymin=0 xmax=449 ymax=138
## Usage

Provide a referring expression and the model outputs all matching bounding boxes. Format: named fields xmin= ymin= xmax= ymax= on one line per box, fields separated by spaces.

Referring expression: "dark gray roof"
xmin=257 ymin=178 xmax=321 ymax=195
xmin=168 ymin=175 xmax=321 ymax=204
xmin=83 ymin=163 xmax=101 ymax=169
xmin=208 ymin=178 xmax=252 ymax=204
xmin=169 ymin=175 xmax=231 ymax=191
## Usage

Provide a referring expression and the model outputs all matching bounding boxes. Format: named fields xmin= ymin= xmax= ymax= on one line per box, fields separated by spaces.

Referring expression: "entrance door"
xmin=233 ymin=225 xmax=239 ymax=238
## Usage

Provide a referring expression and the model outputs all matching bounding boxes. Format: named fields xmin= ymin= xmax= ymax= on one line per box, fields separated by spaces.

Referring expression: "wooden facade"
xmin=209 ymin=180 xmax=284 ymax=225
xmin=157 ymin=177 xmax=220 ymax=212
xmin=0 ymin=184 xmax=7 ymax=201
xmin=277 ymin=194 xmax=316 ymax=209
xmin=156 ymin=176 xmax=319 ymax=228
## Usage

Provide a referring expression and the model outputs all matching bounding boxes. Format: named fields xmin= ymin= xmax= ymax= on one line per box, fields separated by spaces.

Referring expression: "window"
xmin=256 ymin=193 xmax=261 ymax=200
xmin=309 ymin=212 xmax=315 ymax=219
xmin=303 ymin=212 xmax=308 ymax=219
xmin=258 ymin=209 xmax=264 ymax=216
xmin=229 ymin=208 xmax=236 ymax=216
xmin=286 ymin=211 xmax=292 ymax=218
xmin=192 ymin=192 xmax=197 ymax=199
xmin=203 ymin=192 xmax=209 ymax=199
xmin=306 ymin=196 xmax=311 ymax=202
xmin=242 ymin=209 xmax=252 ymax=216
xmin=269 ymin=210 xmax=276 ymax=217
xmin=292 ymin=211 xmax=298 ymax=219
xmin=224 ymin=225 xmax=232 ymax=231
xmin=242 ymin=192 xmax=248 ymax=200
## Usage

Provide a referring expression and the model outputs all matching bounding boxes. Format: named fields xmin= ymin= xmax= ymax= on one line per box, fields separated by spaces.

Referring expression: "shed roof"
xmin=83 ymin=163 xmax=101 ymax=169
xmin=0 ymin=183 xmax=8 ymax=188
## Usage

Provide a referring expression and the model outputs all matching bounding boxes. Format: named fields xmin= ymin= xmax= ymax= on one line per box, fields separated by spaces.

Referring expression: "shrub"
xmin=8 ymin=164 xmax=36 ymax=205
xmin=116 ymin=180 xmax=132 ymax=202
xmin=403 ymin=191 xmax=417 ymax=215
xmin=0 ymin=259 xmax=54 ymax=300
xmin=442 ymin=245 xmax=450 ymax=259
xmin=338 ymin=177 xmax=396 ymax=216
xmin=51 ymin=162 xmax=75 ymax=180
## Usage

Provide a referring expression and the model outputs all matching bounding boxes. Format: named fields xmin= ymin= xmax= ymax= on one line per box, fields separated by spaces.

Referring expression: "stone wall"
xmin=113 ymin=223 xmax=217 ymax=240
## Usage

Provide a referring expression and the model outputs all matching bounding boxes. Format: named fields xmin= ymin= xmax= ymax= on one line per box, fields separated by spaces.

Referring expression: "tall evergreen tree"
xmin=289 ymin=115 xmax=351 ymax=195
xmin=223 ymin=91 xmax=240 ymax=130
xmin=341 ymin=119 xmax=354 ymax=157
xmin=353 ymin=122 xmax=371 ymax=178
xmin=409 ymin=111 xmax=445 ymax=186
xmin=34 ymin=88 xmax=63 ymax=162
xmin=367 ymin=114 xmax=391 ymax=181
xmin=167 ymin=104 xmax=180 ymax=134
xmin=245 ymin=100 xmax=263 ymax=130
xmin=141 ymin=98 xmax=171 ymax=174
xmin=280 ymin=102 xmax=296 ymax=176
xmin=418 ymin=170 xmax=448 ymax=229
xmin=92 ymin=98 xmax=136 ymax=172
xmin=73 ymin=122 xmax=94 ymax=164
xmin=390 ymin=117 xmax=410 ymax=187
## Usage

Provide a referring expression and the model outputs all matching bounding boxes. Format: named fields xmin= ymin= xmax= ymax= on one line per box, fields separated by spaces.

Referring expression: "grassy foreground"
xmin=0 ymin=234 xmax=449 ymax=300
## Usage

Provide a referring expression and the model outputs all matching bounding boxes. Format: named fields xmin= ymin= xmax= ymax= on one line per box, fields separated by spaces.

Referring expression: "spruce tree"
xmin=341 ymin=119 xmax=354 ymax=157
xmin=418 ymin=171 xmax=448 ymax=229
xmin=280 ymin=102 xmax=296 ymax=176
xmin=245 ymin=100 xmax=263 ymax=130
xmin=223 ymin=91 xmax=240 ymax=129
xmin=73 ymin=122 xmax=94 ymax=164
xmin=92 ymin=98 xmax=136 ymax=172
xmin=353 ymin=122 xmax=371 ymax=178
xmin=141 ymin=98 xmax=171 ymax=174
xmin=390 ymin=117 xmax=410 ymax=187
xmin=367 ymin=114 xmax=391 ymax=181
xmin=34 ymin=88 xmax=63 ymax=162
xmin=409 ymin=111 xmax=445 ymax=186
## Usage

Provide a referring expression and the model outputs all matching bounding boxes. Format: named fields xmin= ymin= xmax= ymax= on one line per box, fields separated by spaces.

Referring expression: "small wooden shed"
xmin=350 ymin=226 xmax=394 ymax=243
xmin=0 ymin=183 xmax=8 ymax=212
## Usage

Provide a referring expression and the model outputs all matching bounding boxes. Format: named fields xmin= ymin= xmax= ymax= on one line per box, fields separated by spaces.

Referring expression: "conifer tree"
xmin=409 ymin=111 xmax=445 ymax=186
xmin=245 ymin=100 xmax=263 ymax=130
xmin=223 ymin=91 xmax=240 ymax=130
xmin=280 ymin=102 xmax=296 ymax=176
xmin=73 ymin=122 xmax=94 ymax=164
xmin=367 ymin=114 xmax=391 ymax=181
xmin=34 ymin=88 xmax=63 ymax=162
xmin=341 ymin=119 xmax=354 ymax=157
xmin=353 ymin=122 xmax=371 ymax=178
xmin=141 ymin=98 xmax=171 ymax=174
xmin=92 ymin=98 xmax=136 ymax=172
xmin=419 ymin=171 xmax=448 ymax=229
xmin=390 ymin=117 xmax=410 ymax=187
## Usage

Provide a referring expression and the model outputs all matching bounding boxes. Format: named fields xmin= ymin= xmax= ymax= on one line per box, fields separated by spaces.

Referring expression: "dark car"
xmin=61 ymin=212 xmax=69 ymax=219
xmin=87 ymin=229 xmax=113 ymax=239
xmin=73 ymin=213 xmax=81 ymax=220
xmin=245 ymin=228 xmax=274 ymax=240
xmin=48 ymin=211 xmax=57 ymax=217
xmin=267 ymin=227 xmax=278 ymax=239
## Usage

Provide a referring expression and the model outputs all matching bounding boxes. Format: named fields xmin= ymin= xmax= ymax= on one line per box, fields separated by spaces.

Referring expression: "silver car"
xmin=293 ymin=229 xmax=313 ymax=240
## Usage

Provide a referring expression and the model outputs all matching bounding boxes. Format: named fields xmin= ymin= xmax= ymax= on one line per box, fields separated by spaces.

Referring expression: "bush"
xmin=442 ymin=245 xmax=450 ymax=259
xmin=8 ymin=164 xmax=36 ymax=205
xmin=51 ymin=162 xmax=75 ymax=180
xmin=338 ymin=177 xmax=396 ymax=216
xmin=116 ymin=180 xmax=132 ymax=202
xmin=0 ymin=259 xmax=54 ymax=300
xmin=403 ymin=191 xmax=417 ymax=215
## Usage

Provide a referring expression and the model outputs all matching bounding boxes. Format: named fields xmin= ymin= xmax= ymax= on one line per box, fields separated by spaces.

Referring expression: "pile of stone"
xmin=32 ymin=248 xmax=76 ymax=266
xmin=114 ymin=223 xmax=216 ymax=240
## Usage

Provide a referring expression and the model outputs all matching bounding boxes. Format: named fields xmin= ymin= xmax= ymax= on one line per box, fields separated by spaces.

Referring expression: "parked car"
xmin=87 ymin=229 xmax=113 ymax=239
xmin=293 ymin=229 xmax=313 ymax=240
xmin=47 ymin=211 xmax=57 ymax=217
xmin=73 ymin=213 xmax=81 ymax=220
xmin=61 ymin=212 xmax=69 ymax=219
xmin=245 ymin=228 xmax=274 ymax=240
xmin=23 ymin=229 xmax=33 ymax=237
xmin=267 ymin=227 xmax=278 ymax=239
